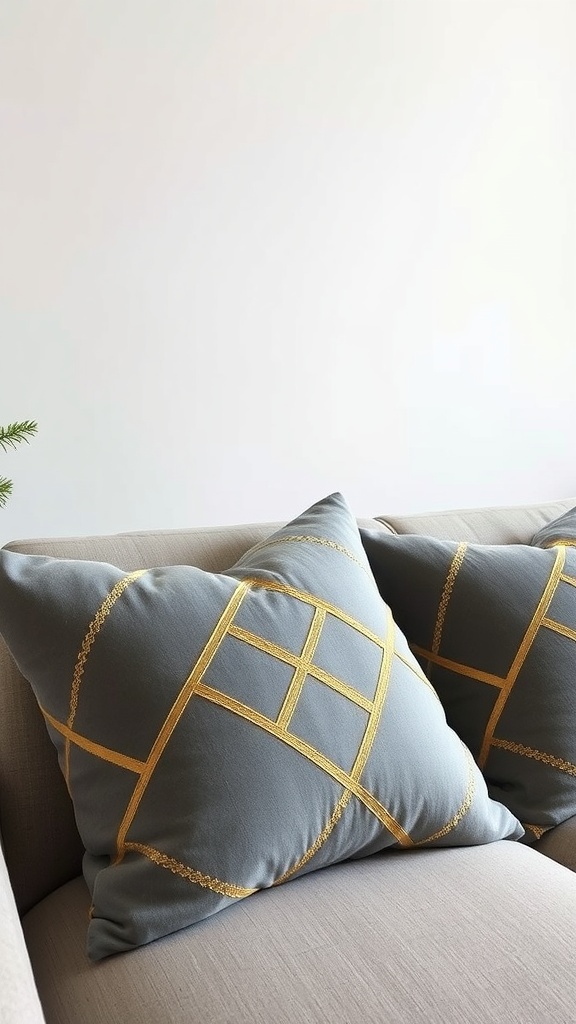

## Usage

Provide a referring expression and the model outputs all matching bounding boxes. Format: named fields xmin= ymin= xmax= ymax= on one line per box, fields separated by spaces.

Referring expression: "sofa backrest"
xmin=0 ymin=498 xmax=573 ymax=914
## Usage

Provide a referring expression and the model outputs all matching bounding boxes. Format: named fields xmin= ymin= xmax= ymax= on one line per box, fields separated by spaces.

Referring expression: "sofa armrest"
xmin=0 ymin=840 xmax=45 ymax=1024
xmin=534 ymin=815 xmax=576 ymax=873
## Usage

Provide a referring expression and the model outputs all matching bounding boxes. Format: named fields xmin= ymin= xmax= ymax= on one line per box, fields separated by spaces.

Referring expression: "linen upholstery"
xmin=22 ymin=843 xmax=576 ymax=1024
xmin=0 ymin=846 xmax=45 ymax=1024
xmin=379 ymin=498 xmax=576 ymax=544
xmin=360 ymin=527 xmax=576 ymax=839
xmin=0 ymin=494 xmax=520 ymax=960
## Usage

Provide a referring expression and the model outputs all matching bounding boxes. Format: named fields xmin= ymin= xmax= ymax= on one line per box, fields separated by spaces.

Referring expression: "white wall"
xmin=1 ymin=0 xmax=575 ymax=544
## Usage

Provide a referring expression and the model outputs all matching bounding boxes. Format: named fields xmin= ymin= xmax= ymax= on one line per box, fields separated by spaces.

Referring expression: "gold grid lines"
xmin=432 ymin=542 xmax=467 ymax=655
xmin=229 ymin=624 xmax=374 ymax=713
xmin=416 ymin=545 xmax=568 ymax=771
xmin=124 ymin=842 xmax=256 ymax=899
xmin=491 ymin=737 xmax=576 ymax=777
xmin=237 ymin=534 xmax=374 ymax=580
xmin=560 ymin=572 xmax=576 ymax=588
xmin=40 ymin=704 xmax=146 ymax=774
xmin=65 ymin=569 xmax=147 ymax=786
xmin=114 ymin=579 xmax=251 ymax=863
xmin=196 ymin=673 xmax=412 ymax=847
xmin=542 ymin=618 xmax=576 ymax=643
xmin=412 ymin=646 xmax=505 ymax=689
xmin=276 ymin=607 xmax=325 ymax=730
xmin=478 ymin=546 xmax=565 ymax=767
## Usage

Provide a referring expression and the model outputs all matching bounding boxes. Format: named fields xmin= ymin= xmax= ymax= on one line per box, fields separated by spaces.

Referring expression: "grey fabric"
xmin=532 ymin=504 xmax=576 ymax=550
xmin=380 ymin=498 xmax=576 ymax=544
xmin=0 ymin=517 xmax=389 ymax=916
xmin=361 ymin=528 xmax=576 ymax=838
xmin=0 ymin=494 xmax=520 ymax=960
xmin=0 ymin=845 xmax=45 ymax=1024
xmin=23 ymin=843 xmax=576 ymax=1024
xmin=534 ymin=814 xmax=576 ymax=873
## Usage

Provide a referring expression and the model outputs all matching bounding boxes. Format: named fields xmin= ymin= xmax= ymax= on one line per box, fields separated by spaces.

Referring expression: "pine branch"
xmin=0 ymin=420 xmax=38 ymax=452
xmin=0 ymin=477 xmax=13 ymax=509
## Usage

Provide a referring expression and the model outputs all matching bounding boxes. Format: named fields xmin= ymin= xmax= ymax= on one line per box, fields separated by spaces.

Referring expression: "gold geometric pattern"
xmin=41 ymin=562 xmax=479 ymax=901
xmin=414 ymin=545 xmax=575 ymax=775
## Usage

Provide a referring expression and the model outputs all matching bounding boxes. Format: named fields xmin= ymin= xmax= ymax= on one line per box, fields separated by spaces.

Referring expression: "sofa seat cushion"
xmin=23 ymin=843 xmax=576 ymax=1024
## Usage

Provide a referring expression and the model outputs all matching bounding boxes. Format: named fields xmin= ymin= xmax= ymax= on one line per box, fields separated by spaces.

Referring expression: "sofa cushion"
xmin=361 ymin=525 xmax=576 ymax=840
xmin=0 ymin=493 xmax=521 ymax=961
xmin=22 ymin=844 xmax=576 ymax=1024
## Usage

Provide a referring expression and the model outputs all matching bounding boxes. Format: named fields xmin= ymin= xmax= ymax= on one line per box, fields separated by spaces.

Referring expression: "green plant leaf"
xmin=0 ymin=420 xmax=38 ymax=453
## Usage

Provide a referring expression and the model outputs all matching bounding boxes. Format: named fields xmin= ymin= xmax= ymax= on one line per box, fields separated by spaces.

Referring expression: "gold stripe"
xmin=240 ymin=534 xmax=372 ymax=578
xmin=491 ymin=737 xmax=576 ymax=777
xmin=542 ymin=538 xmax=576 ymax=548
xmin=432 ymin=543 xmax=467 ymax=655
xmin=40 ymin=705 xmax=146 ymax=774
xmin=415 ymin=743 xmax=476 ymax=845
xmin=271 ymin=603 xmax=398 ymax=884
xmin=114 ymin=580 xmax=251 ymax=863
xmin=522 ymin=823 xmax=550 ymax=841
xmin=276 ymin=608 xmax=325 ymax=729
xmin=542 ymin=617 xmax=576 ymax=643
xmin=560 ymin=572 xmax=576 ymax=588
xmin=229 ymin=624 xmax=374 ymax=712
xmin=196 ymin=682 xmax=413 ymax=846
xmin=243 ymin=576 xmax=387 ymax=648
xmin=273 ymin=791 xmax=353 ymax=886
xmin=412 ymin=646 xmax=505 ymax=689
xmin=479 ymin=546 xmax=565 ymax=768
xmin=65 ymin=569 xmax=147 ymax=786
xmin=124 ymin=842 xmax=256 ymax=898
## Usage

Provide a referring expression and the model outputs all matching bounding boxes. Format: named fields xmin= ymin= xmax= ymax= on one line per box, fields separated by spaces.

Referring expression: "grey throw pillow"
xmin=0 ymin=494 xmax=521 ymax=960
xmin=531 ymin=505 xmax=576 ymax=550
xmin=361 ymin=524 xmax=576 ymax=843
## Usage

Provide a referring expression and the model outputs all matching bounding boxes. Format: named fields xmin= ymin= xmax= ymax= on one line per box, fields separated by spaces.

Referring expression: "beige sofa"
xmin=2 ymin=498 xmax=576 ymax=1024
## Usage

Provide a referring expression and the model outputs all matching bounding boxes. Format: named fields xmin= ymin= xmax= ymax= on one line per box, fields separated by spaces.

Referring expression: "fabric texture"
xmin=361 ymin=526 xmax=576 ymax=841
xmin=0 ymin=494 xmax=520 ymax=960
xmin=22 ymin=843 xmax=576 ymax=1024
xmin=531 ymin=504 xmax=576 ymax=550
xmin=0 ymin=846 xmax=45 ymax=1024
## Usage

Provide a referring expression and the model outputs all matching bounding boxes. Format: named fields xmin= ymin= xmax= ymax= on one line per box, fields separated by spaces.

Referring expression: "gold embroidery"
xmin=478 ymin=546 xmax=565 ymax=767
xmin=522 ymin=823 xmax=551 ymax=841
xmin=542 ymin=617 xmax=576 ymax=643
xmin=277 ymin=607 xmax=325 ymax=730
xmin=491 ymin=737 xmax=576 ymax=776
xmin=244 ymin=576 xmax=389 ymax=647
xmin=274 ymin=602 xmax=398 ymax=881
xmin=432 ymin=543 xmax=467 ymax=655
xmin=65 ymin=569 xmax=147 ymax=786
xmin=114 ymin=580 xmax=251 ymax=864
xmin=560 ymin=572 xmax=576 ymax=588
xmin=412 ymin=646 xmax=505 ymax=689
xmin=40 ymin=704 xmax=146 ymax=774
xmin=229 ymin=623 xmax=374 ymax=712
xmin=273 ymin=791 xmax=352 ymax=885
xmin=196 ymin=680 xmax=413 ymax=846
xmin=415 ymin=743 xmax=476 ymax=845
xmin=240 ymin=534 xmax=373 ymax=578
xmin=124 ymin=842 xmax=256 ymax=898
xmin=542 ymin=538 xmax=576 ymax=548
